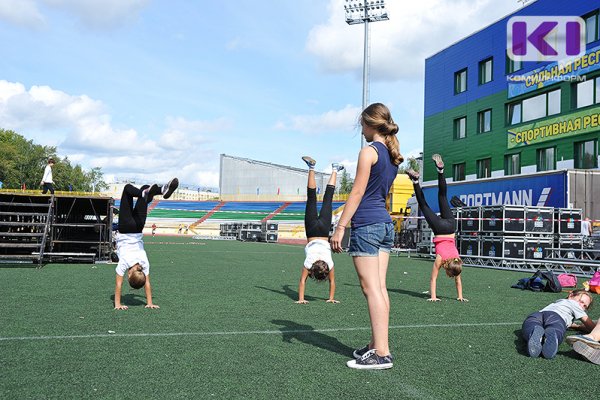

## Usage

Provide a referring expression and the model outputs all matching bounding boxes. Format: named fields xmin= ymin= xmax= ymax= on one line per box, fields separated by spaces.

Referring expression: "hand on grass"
xmin=326 ymin=299 xmax=340 ymax=304
xmin=114 ymin=305 xmax=128 ymax=310
xmin=145 ymin=304 xmax=160 ymax=309
xmin=457 ymin=298 xmax=469 ymax=302
xmin=295 ymin=300 xmax=309 ymax=304
xmin=427 ymin=297 xmax=441 ymax=302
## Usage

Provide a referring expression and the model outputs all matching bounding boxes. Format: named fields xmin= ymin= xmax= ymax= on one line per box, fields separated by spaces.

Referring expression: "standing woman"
xmin=40 ymin=157 xmax=55 ymax=195
xmin=331 ymin=103 xmax=402 ymax=370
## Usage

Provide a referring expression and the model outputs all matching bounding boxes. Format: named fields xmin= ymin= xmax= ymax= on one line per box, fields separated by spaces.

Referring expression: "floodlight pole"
xmin=345 ymin=1 xmax=389 ymax=147
xmin=361 ymin=19 xmax=369 ymax=147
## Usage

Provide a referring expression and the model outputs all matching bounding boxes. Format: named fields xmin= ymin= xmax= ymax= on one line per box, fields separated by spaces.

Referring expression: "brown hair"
xmin=360 ymin=103 xmax=404 ymax=166
xmin=569 ymin=289 xmax=593 ymax=310
xmin=48 ymin=158 xmax=55 ymax=164
xmin=309 ymin=260 xmax=330 ymax=281
xmin=441 ymin=257 xmax=462 ymax=278
xmin=128 ymin=265 xmax=146 ymax=289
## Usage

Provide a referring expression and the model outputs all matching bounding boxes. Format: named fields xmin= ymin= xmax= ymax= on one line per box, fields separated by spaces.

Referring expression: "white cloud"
xmin=274 ymin=104 xmax=361 ymax=134
xmin=307 ymin=0 xmax=519 ymax=81
xmin=0 ymin=80 xmax=225 ymax=187
xmin=0 ymin=0 xmax=149 ymax=29
xmin=42 ymin=0 xmax=149 ymax=28
xmin=0 ymin=0 xmax=45 ymax=28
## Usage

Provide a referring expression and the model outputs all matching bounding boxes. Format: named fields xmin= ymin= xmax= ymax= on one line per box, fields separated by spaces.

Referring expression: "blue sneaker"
xmin=332 ymin=163 xmax=345 ymax=172
xmin=527 ymin=325 xmax=544 ymax=358
xmin=302 ymin=156 xmax=316 ymax=169
xmin=347 ymin=349 xmax=393 ymax=370
xmin=542 ymin=329 xmax=559 ymax=359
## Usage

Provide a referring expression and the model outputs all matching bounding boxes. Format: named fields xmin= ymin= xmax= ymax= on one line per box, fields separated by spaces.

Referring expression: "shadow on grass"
xmin=271 ymin=319 xmax=354 ymax=358
xmin=109 ymin=293 xmax=146 ymax=306
xmin=343 ymin=283 xmax=430 ymax=300
xmin=513 ymin=329 xmax=528 ymax=356
xmin=255 ymin=285 xmax=322 ymax=302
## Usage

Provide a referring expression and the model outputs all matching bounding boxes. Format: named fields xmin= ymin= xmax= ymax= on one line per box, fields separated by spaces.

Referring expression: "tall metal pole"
xmin=344 ymin=0 xmax=389 ymax=149
xmin=361 ymin=19 xmax=369 ymax=148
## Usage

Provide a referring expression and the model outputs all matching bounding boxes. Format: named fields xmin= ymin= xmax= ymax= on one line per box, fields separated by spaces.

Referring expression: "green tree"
xmin=398 ymin=157 xmax=420 ymax=174
xmin=86 ymin=167 xmax=108 ymax=192
xmin=339 ymin=170 xmax=353 ymax=194
xmin=0 ymin=128 xmax=106 ymax=191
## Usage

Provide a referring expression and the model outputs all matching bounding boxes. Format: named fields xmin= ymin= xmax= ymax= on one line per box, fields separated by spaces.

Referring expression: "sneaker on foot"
xmin=527 ymin=325 xmax=544 ymax=358
xmin=573 ymin=341 xmax=600 ymax=365
xmin=353 ymin=344 xmax=370 ymax=359
xmin=353 ymin=345 xmax=394 ymax=361
xmin=302 ymin=156 xmax=316 ymax=169
xmin=432 ymin=154 xmax=444 ymax=172
xmin=565 ymin=335 xmax=600 ymax=349
xmin=332 ymin=163 xmax=345 ymax=172
xmin=143 ymin=184 xmax=160 ymax=203
xmin=405 ymin=168 xmax=420 ymax=183
xmin=161 ymin=178 xmax=179 ymax=199
xmin=140 ymin=184 xmax=151 ymax=203
xmin=346 ymin=349 xmax=393 ymax=370
xmin=542 ymin=329 xmax=559 ymax=359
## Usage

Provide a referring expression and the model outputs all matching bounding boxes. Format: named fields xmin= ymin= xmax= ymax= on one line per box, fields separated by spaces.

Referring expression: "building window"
xmin=508 ymin=102 xmax=522 ymax=125
xmin=454 ymin=68 xmax=467 ymax=94
xmin=453 ymin=163 xmax=466 ymax=181
xmin=477 ymin=109 xmax=492 ymax=133
xmin=479 ymin=58 xmax=493 ymax=85
xmin=506 ymin=52 xmax=522 ymax=74
xmin=547 ymin=89 xmax=561 ymax=115
xmin=454 ymin=116 xmax=466 ymax=139
xmin=537 ymin=147 xmax=556 ymax=172
xmin=504 ymin=154 xmax=520 ymax=176
xmin=574 ymin=76 xmax=600 ymax=108
xmin=476 ymin=158 xmax=492 ymax=179
xmin=508 ymin=89 xmax=561 ymax=125
xmin=575 ymin=139 xmax=598 ymax=169
xmin=584 ymin=11 xmax=599 ymax=44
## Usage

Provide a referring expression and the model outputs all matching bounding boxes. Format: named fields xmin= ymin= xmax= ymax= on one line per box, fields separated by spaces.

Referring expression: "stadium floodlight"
xmin=344 ymin=0 xmax=389 ymax=147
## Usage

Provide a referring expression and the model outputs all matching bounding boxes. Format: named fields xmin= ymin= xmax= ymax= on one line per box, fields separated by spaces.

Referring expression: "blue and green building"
xmin=423 ymin=0 xmax=600 ymax=186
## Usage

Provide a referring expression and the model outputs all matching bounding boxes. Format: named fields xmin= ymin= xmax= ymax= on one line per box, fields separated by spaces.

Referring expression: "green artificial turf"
xmin=0 ymin=237 xmax=595 ymax=399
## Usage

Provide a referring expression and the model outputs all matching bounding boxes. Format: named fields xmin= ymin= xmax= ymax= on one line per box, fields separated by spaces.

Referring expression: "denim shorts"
xmin=348 ymin=222 xmax=395 ymax=257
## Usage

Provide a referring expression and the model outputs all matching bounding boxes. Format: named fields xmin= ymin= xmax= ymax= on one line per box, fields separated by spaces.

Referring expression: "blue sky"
xmin=0 ymin=0 xmax=521 ymax=189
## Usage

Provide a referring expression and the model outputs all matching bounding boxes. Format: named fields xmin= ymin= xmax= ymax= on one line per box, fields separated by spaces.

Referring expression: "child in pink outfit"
xmin=406 ymin=154 xmax=466 ymax=302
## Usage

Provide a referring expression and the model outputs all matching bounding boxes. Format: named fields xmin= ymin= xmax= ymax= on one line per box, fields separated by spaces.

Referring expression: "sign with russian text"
xmin=508 ymin=44 xmax=600 ymax=98
xmin=507 ymin=105 xmax=600 ymax=149
xmin=422 ymin=171 xmax=566 ymax=212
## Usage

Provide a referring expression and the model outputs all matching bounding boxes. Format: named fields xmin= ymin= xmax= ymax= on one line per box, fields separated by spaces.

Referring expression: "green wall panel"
xmin=423 ymin=78 xmax=600 ymax=182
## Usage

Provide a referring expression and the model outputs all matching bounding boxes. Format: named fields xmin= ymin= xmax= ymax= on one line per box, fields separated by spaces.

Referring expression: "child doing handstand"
xmin=406 ymin=154 xmax=466 ymax=302
xmin=296 ymin=156 xmax=344 ymax=304
xmin=114 ymin=178 xmax=178 ymax=310
xmin=522 ymin=289 xmax=594 ymax=359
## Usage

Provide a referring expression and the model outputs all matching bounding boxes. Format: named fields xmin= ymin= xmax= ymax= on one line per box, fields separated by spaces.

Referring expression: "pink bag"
xmin=590 ymin=270 xmax=600 ymax=294
xmin=557 ymin=273 xmax=577 ymax=288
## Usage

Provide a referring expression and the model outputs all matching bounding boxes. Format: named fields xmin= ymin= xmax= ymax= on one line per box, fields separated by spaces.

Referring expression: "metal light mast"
xmin=344 ymin=0 xmax=389 ymax=147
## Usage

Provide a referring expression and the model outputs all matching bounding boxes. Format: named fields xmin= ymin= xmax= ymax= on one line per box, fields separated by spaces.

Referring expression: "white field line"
xmin=0 ymin=322 xmax=520 ymax=342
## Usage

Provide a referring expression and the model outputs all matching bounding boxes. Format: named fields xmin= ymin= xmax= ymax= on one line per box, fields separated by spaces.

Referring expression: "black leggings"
xmin=412 ymin=172 xmax=455 ymax=235
xmin=118 ymin=184 xmax=150 ymax=234
xmin=42 ymin=183 xmax=55 ymax=195
xmin=305 ymin=185 xmax=335 ymax=238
